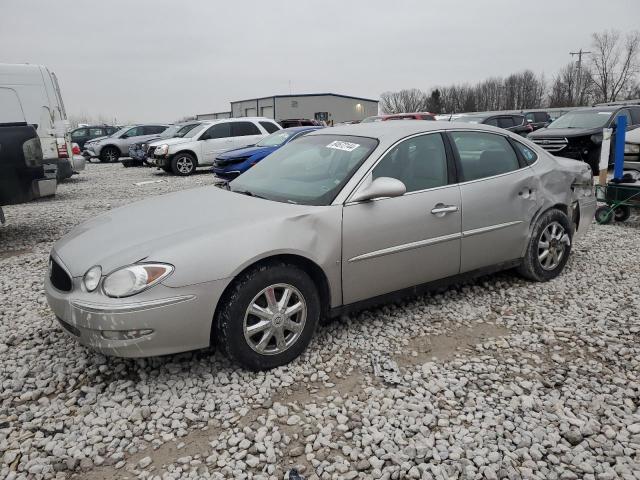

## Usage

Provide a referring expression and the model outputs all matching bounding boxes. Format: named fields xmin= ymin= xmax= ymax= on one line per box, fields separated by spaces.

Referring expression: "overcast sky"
xmin=2 ymin=0 xmax=639 ymax=123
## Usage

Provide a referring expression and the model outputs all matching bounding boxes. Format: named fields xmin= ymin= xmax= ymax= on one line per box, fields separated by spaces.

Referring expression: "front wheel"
xmin=214 ymin=263 xmax=320 ymax=370
xmin=518 ymin=209 xmax=573 ymax=282
xmin=100 ymin=147 xmax=119 ymax=163
xmin=171 ymin=153 xmax=196 ymax=176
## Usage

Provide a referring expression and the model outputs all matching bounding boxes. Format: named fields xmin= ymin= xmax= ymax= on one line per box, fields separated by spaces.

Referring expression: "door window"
xmin=89 ymin=128 xmax=104 ymax=137
xmin=71 ymin=129 xmax=87 ymax=139
xmin=232 ymin=121 xmax=261 ymax=136
xmin=513 ymin=142 xmax=538 ymax=166
xmin=485 ymin=118 xmax=498 ymax=126
xmin=534 ymin=112 xmax=550 ymax=123
xmin=372 ymin=133 xmax=449 ymax=193
xmin=451 ymin=131 xmax=521 ymax=181
xmin=511 ymin=115 xmax=525 ymax=126
xmin=617 ymin=109 xmax=633 ymax=126
xmin=123 ymin=126 xmax=143 ymax=138
xmin=202 ymin=122 xmax=231 ymax=140
xmin=525 ymin=112 xmax=536 ymax=123
xmin=497 ymin=117 xmax=515 ymax=128
xmin=144 ymin=125 xmax=167 ymax=135
xmin=259 ymin=121 xmax=280 ymax=133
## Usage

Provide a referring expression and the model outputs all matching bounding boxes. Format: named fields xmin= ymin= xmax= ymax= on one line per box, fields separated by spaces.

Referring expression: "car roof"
xmin=570 ymin=106 xmax=623 ymax=113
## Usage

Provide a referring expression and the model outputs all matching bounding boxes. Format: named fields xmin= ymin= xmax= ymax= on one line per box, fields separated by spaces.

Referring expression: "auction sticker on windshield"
xmin=326 ymin=140 xmax=360 ymax=152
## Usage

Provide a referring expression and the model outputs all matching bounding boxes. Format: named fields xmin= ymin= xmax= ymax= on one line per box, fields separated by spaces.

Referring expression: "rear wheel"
xmin=100 ymin=147 xmax=119 ymax=163
xmin=595 ymin=205 xmax=613 ymax=225
xmin=214 ymin=262 xmax=320 ymax=370
xmin=171 ymin=153 xmax=196 ymax=176
xmin=518 ymin=209 xmax=572 ymax=282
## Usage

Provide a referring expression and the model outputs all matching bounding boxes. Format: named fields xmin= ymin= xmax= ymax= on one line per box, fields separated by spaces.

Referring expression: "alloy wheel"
xmin=537 ymin=221 xmax=570 ymax=271
xmin=105 ymin=149 xmax=117 ymax=162
xmin=243 ymin=283 xmax=307 ymax=355
xmin=176 ymin=157 xmax=194 ymax=174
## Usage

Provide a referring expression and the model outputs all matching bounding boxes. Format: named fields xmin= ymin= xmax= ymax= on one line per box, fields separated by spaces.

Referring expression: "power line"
xmin=570 ymin=49 xmax=592 ymax=103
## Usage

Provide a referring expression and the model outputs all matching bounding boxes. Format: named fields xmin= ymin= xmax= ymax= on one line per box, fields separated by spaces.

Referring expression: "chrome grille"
xmin=532 ymin=137 xmax=568 ymax=153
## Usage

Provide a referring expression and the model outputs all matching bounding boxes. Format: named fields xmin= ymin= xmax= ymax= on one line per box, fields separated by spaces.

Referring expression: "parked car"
xmin=212 ymin=126 xmax=323 ymax=179
xmin=126 ymin=122 xmax=203 ymax=167
xmin=0 ymin=63 xmax=74 ymax=181
xmin=528 ymin=105 xmax=640 ymax=174
xmin=46 ymin=122 xmax=596 ymax=370
xmin=521 ymin=110 xmax=552 ymax=131
xmin=152 ymin=118 xmax=281 ymax=176
xmin=362 ymin=112 xmax=436 ymax=123
xmin=453 ymin=112 xmax=533 ymax=136
xmin=70 ymin=125 xmax=118 ymax=149
xmin=278 ymin=119 xmax=321 ymax=128
xmin=83 ymin=124 xmax=170 ymax=163
xmin=623 ymin=127 xmax=640 ymax=173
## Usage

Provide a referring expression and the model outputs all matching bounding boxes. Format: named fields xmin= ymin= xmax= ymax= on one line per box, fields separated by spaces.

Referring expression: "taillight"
xmin=56 ymin=138 xmax=69 ymax=158
xmin=72 ymin=143 xmax=81 ymax=155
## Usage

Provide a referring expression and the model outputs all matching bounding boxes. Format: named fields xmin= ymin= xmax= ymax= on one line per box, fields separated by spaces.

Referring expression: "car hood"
xmin=217 ymin=145 xmax=276 ymax=160
xmin=85 ymin=135 xmax=111 ymax=145
xmin=529 ymin=126 xmax=602 ymax=138
xmin=53 ymin=186 xmax=321 ymax=281
xmin=148 ymin=137 xmax=192 ymax=148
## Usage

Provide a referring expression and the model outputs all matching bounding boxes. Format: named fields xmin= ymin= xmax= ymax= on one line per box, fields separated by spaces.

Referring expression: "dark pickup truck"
xmin=0 ymin=123 xmax=56 ymax=223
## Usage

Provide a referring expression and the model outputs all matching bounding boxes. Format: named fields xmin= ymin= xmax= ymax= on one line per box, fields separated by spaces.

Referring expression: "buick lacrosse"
xmin=46 ymin=122 xmax=596 ymax=369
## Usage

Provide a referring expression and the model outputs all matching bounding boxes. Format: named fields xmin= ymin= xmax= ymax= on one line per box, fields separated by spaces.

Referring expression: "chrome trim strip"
xmin=71 ymin=295 xmax=196 ymax=314
xmin=462 ymin=220 xmax=523 ymax=238
xmin=348 ymin=232 xmax=462 ymax=263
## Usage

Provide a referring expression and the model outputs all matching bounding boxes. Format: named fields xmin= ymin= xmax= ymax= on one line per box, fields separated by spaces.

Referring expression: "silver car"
xmin=83 ymin=124 xmax=170 ymax=163
xmin=45 ymin=122 xmax=596 ymax=370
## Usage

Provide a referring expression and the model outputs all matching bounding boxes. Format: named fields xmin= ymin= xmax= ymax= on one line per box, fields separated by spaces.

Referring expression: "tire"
xmin=614 ymin=205 xmax=631 ymax=222
xmin=595 ymin=205 xmax=614 ymax=225
xmin=171 ymin=153 xmax=196 ymax=176
xmin=518 ymin=209 xmax=573 ymax=282
xmin=214 ymin=262 xmax=320 ymax=370
xmin=100 ymin=147 xmax=120 ymax=163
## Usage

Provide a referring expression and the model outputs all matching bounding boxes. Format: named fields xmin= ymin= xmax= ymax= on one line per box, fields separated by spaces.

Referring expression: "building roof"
xmin=230 ymin=93 xmax=379 ymax=104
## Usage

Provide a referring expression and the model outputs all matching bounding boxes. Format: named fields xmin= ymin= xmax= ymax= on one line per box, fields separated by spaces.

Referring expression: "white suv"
xmin=151 ymin=118 xmax=281 ymax=175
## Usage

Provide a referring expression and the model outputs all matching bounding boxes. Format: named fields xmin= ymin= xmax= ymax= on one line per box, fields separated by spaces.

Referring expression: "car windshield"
xmin=158 ymin=125 xmax=181 ymax=138
xmin=229 ymin=135 xmax=378 ymax=206
xmin=173 ymin=123 xmax=202 ymax=138
xmin=256 ymin=131 xmax=294 ymax=147
xmin=112 ymin=126 xmax=133 ymax=137
xmin=453 ymin=116 xmax=486 ymax=124
xmin=547 ymin=110 xmax=612 ymax=129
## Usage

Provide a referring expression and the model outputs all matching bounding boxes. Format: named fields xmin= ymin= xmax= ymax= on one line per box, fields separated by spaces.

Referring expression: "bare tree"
xmin=379 ymin=88 xmax=429 ymax=114
xmin=589 ymin=29 xmax=640 ymax=103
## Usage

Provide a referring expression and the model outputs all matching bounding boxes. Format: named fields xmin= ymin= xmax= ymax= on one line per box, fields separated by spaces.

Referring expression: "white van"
xmin=0 ymin=63 xmax=80 ymax=179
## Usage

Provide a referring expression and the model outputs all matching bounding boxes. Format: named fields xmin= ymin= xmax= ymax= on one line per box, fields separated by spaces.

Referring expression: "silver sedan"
xmin=45 ymin=122 xmax=596 ymax=370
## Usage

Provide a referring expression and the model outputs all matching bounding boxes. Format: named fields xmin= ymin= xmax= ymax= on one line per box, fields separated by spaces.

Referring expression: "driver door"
xmin=341 ymin=132 xmax=462 ymax=304
xmin=200 ymin=122 xmax=233 ymax=165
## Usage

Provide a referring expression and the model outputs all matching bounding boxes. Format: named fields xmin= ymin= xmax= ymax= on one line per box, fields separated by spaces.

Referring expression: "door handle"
xmin=431 ymin=204 xmax=459 ymax=216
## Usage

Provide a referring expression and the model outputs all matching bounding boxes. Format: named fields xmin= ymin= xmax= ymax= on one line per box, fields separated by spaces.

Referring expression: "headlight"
xmin=590 ymin=134 xmax=603 ymax=144
xmin=624 ymin=144 xmax=640 ymax=154
xmin=83 ymin=265 xmax=102 ymax=291
xmin=155 ymin=144 xmax=169 ymax=156
xmin=103 ymin=263 xmax=173 ymax=298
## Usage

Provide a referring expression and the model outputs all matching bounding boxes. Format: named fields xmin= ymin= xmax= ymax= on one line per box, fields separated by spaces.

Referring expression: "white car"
xmin=151 ymin=117 xmax=281 ymax=175
xmin=624 ymin=127 xmax=640 ymax=173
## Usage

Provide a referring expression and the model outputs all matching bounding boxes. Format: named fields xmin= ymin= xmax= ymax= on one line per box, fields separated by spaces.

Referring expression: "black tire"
xmin=171 ymin=153 xmax=196 ymax=176
xmin=100 ymin=146 xmax=120 ymax=163
xmin=595 ymin=205 xmax=614 ymax=225
xmin=614 ymin=205 xmax=631 ymax=222
xmin=518 ymin=209 xmax=573 ymax=282
xmin=214 ymin=262 xmax=320 ymax=370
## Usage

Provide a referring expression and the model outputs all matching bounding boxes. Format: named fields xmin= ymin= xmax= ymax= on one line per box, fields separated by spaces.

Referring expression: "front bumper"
xmin=154 ymin=155 xmax=169 ymax=167
xmin=45 ymin=257 xmax=231 ymax=357
xmin=83 ymin=147 xmax=98 ymax=158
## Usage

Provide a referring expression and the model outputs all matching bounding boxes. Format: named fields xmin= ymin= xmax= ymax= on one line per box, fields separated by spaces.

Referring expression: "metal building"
xmin=229 ymin=93 xmax=378 ymax=124
xmin=195 ymin=111 xmax=231 ymax=120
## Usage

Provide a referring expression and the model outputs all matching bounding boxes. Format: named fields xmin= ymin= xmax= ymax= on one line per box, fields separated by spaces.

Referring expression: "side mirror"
xmin=351 ymin=176 xmax=406 ymax=202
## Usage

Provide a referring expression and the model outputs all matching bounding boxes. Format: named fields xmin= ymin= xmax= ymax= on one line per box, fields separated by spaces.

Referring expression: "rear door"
xmin=230 ymin=121 xmax=264 ymax=149
xmin=448 ymin=130 xmax=542 ymax=273
xmin=341 ymin=132 xmax=462 ymax=304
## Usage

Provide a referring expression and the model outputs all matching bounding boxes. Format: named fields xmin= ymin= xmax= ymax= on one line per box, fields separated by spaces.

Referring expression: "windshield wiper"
xmin=233 ymin=189 xmax=266 ymax=199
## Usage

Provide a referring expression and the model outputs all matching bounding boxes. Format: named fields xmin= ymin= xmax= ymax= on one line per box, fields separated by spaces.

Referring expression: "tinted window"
xmin=232 ymin=121 xmax=261 ymax=136
xmin=89 ymin=128 xmax=104 ymax=137
xmin=617 ymin=109 xmax=633 ymax=126
xmin=534 ymin=112 xmax=550 ymax=123
xmin=71 ymin=129 xmax=87 ymax=138
xmin=513 ymin=142 xmax=538 ymax=165
xmin=484 ymin=118 xmax=498 ymax=127
xmin=123 ymin=126 xmax=143 ymax=137
xmin=203 ymin=123 xmax=231 ymax=140
xmin=145 ymin=125 xmax=167 ymax=135
xmin=497 ymin=117 xmax=515 ymax=128
xmin=373 ymin=133 xmax=448 ymax=193
xmin=452 ymin=131 xmax=521 ymax=181
xmin=107 ymin=127 xmax=117 ymax=135
xmin=629 ymin=107 xmax=640 ymax=125
xmin=511 ymin=115 xmax=524 ymax=126
xmin=260 ymin=121 xmax=280 ymax=133
xmin=525 ymin=112 xmax=536 ymax=123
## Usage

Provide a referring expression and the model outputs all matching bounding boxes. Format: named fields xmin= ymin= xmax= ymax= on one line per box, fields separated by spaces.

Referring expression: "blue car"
xmin=212 ymin=126 xmax=323 ymax=179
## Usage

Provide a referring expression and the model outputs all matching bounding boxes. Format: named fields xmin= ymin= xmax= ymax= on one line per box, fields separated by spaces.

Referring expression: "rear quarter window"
xmin=513 ymin=141 xmax=538 ymax=165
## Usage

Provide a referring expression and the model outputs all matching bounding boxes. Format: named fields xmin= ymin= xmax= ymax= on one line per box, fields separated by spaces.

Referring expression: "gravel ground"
xmin=1 ymin=163 xmax=639 ymax=480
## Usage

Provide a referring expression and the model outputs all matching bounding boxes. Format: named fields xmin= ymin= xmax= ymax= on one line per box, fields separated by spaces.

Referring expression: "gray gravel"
xmin=1 ymin=164 xmax=639 ymax=480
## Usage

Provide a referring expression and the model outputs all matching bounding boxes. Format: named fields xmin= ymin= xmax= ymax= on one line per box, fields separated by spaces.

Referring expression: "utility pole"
xmin=570 ymin=49 xmax=592 ymax=105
